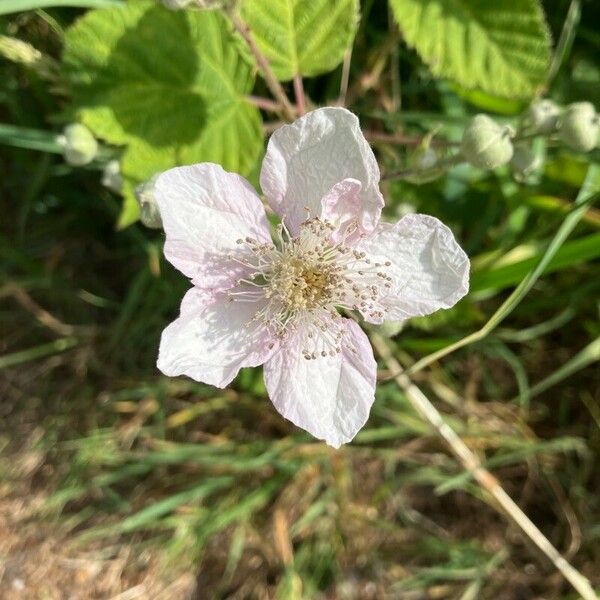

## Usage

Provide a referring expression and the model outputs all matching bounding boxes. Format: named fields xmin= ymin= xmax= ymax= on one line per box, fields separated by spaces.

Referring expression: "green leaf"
xmin=389 ymin=0 xmax=552 ymax=98
xmin=471 ymin=232 xmax=600 ymax=293
xmin=63 ymin=1 xmax=263 ymax=225
xmin=0 ymin=0 xmax=122 ymax=15
xmin=241 ymin=0 xmax=359 ymax=81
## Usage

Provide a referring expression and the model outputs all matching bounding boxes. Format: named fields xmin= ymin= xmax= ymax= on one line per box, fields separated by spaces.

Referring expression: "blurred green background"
xmin=0 ymin=0 xmax=599 ymax=598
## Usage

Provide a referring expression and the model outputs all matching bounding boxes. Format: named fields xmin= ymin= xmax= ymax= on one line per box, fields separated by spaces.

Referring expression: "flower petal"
xmin=260 ymin=107 xmax=384 ymax=234
xmin=320 ymin=178 xmax=367 ymax=244
xmin=158 ymin=287 xmax=275 ymax=388
xmin=155 ymin=163 xmax=272 ymax=291
xmin=358 ymin=214 xmax=470 ymax=323
xmin=263 ymin=318 xmax=376 ymax=448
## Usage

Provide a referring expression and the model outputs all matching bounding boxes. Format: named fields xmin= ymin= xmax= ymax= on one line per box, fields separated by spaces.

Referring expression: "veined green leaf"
xmin=389 ymin=0 xmax=552 ymax=98
xmin=241 ymin=0 xmax=359 ymax=81
xmin=63 ymin=1 xmax=263 ymax=225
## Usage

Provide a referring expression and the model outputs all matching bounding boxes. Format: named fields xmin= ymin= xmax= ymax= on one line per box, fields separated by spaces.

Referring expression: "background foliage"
xmin=0 ymin=0 xmax=599 ymax=598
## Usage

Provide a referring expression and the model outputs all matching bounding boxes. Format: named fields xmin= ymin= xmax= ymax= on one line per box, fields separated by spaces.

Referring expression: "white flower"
xmin=156 ymin=108 xmax=470 ymax=447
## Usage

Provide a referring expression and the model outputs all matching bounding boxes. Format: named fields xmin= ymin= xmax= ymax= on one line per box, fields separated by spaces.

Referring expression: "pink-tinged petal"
xmin=260 ymin=107 xmax=384 ymax=235
xmin=155 ymin=163 xmax=272 ymax=291
xmin=320 ymin=178 xmax=367 ymax=244
xmin=263 ymin=318 xmax=376 ymax=448
xmin=158 ymin=288 xmax=276 ymax=388
xmin=358 ymin=214 xmax=469 ymax=323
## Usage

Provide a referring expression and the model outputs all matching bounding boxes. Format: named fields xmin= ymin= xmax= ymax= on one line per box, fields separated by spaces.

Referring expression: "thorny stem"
xmin=293 ymin=74 xmax=306 ymax=116
xmin=370 ymin=332 xmax=598 ymax=600
xmin=227 ymin=9 xmax=296 ymax=122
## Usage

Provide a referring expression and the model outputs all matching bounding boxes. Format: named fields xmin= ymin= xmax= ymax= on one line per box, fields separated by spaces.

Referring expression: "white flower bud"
xmin=135 ymin=175 xmax=163 ymax=229
xmin=460 ymin=115 xmax=514 ymax=170
xmin=558 ymin=102 xmax=599 ymax=152
xmin=57 ymin=124 xmax=98 ymax=166
xmin=524 ymin=99 xmax=561 ymax=134
xmin=101 ymin=160 xmax=123 ymax=194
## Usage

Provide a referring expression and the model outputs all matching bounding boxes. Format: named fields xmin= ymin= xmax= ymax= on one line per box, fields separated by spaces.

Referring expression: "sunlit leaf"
xmin=63 ymin=1 xmax=263 ymax=225
xmin=389 ymin=0 xmax=551 ymax=98
xmin=241 ymin=0 xmax=359 ymax=81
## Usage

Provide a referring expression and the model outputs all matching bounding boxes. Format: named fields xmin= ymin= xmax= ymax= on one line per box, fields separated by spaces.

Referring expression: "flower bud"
xmin=135 ymin=174 xmax=163 ymax=229
xmin=524 ymin=99 xmax=561 ymax=134
xmin=558 ymin=102 xmax=599 ymax=152
xmin=460 ymin=115 xmax=514 ymax=170
xmin=57 ymin=124 xmax=98 ymax=166
xmin=102 ymin=160 xmax=123 ymax=194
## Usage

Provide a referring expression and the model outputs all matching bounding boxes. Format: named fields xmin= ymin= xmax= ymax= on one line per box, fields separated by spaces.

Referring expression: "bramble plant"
xmin=1 ymin=0 xmax=599 ymax=598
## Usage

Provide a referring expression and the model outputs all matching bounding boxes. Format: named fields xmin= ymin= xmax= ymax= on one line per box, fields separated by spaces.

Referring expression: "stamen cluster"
xmin=227 ymin=217 xmax=393 ymax=359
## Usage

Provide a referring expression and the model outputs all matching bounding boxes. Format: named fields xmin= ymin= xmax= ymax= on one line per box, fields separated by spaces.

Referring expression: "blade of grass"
xmin=523 ymin=336 xmax=600 ymax=401
xmin=77 ymin=477 xmax=234 ymax=540
xmin=408 ymin=164 xmax=600 ymax=375
xmin=0 ymin=336 xmax=78 ymax=369
xmin=117 ymin=477 xmax=234 ymax=534
xmin=434 ymin=436 xmax=586 ymax=495
xmin=0 ymin=123 xmax=63 ymax=153
xmin=546 ymin=0 xmax=581 ymax=88
xmin=196 ymin=476 xmax=286 ymax=543
xmin=497 ymin=307 xmax=575 ymax=343
xmin=459 ymin=549 xmax=509 ymax=600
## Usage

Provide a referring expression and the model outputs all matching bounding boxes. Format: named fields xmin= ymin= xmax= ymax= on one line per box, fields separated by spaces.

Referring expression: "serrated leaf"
xmin=241 ymin=0 xmax=358 ymax=81
xmin=63 ymin=1 xmax=263 ymax=225
xmin=389 ymin=0 xmax=551 ymax=98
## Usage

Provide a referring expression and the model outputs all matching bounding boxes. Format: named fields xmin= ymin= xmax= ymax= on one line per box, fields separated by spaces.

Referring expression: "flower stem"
xmin=293 ymin=74 xmax=306 ymax=116
xmin=370 ymin=332 xmax=598 ymax=600
xmin=381 ymin=153 xmax=464 ymax=181
xmin=227 ymin=9 xmax=296 ymax=122
xmin=246 ymin=95 xmax=284 ymax=113
xmin=365 ymin=130 xmax=455 ymax=148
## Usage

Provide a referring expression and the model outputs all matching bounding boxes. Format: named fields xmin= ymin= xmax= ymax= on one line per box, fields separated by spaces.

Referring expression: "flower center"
xmin=227 ymin=217 xmax=392 ymax=359
xmin=267 ymin=256 xmax=331 ymax=311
